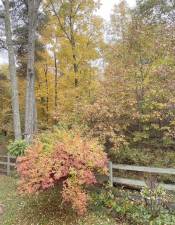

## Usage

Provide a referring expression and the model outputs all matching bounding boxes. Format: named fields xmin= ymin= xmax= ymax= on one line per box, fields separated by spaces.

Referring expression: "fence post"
xmin=109 ymin=161 xmax=113 ymax=186
xmin=7 ymin=153 xmax=10 ymax=176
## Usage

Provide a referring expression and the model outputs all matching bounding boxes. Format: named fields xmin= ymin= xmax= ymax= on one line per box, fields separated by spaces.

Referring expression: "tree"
xmin=11 ymin=0 xmax=28 ymax=75
xmin=109 ymin=0 xmax=130 ymax=42
xmin=136 ymin=0 xmax=175 ymax=24
xmin=24 ymin=0 xmax=42 ymax=142
xmin=2 ymin=0 xmax=22 ymax=140
xmin=31 ymin=0 xmax=103 ymax=126
xmin=47 ymin=0 xmax=102 ymax=88
xmin=0 ymin=65 xmax=12 ymax=135
xmin=83 ymin=0 xmax=175 ymax=165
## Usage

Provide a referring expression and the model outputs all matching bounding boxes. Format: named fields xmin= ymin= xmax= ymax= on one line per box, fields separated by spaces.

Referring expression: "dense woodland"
xmin=1 ymin=0 xmax=175 ymax=224
xmin=1 ymin=0 xmax=175 ymax=164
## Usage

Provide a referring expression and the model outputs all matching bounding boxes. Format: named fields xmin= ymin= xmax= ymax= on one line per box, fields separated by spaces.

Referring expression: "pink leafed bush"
xmin=17 ymin=131 xmax=108 ymax=215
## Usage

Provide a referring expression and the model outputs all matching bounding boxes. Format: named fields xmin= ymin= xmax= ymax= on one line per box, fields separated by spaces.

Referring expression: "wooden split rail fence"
xmin=0 ymin=154 xmax=16 ymax=176
xmin=109 ymin=162 xmax=175 ymax=191
xmin=1 ymin=155 xmax=175 ymax=191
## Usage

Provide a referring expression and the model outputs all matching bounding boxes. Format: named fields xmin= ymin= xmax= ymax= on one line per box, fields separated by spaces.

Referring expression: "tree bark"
xmin=69 ymin=10 xmax=79 ymax=87
xmin=54 ymin=51 xmax=58 ymax=110
xmin=24 ymin=0 xmax=41 ymax=143
xmin=3 ymin=0 xmax=22 ymax=140
xmin=44 ymin=63 xmax=49 ymax=121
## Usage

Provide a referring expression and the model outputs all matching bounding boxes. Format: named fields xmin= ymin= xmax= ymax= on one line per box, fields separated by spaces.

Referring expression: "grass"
xmin=0 ymin=175 xmax=118 ymax=225
xmin=1 ymin=175 xmax=175 ymax=225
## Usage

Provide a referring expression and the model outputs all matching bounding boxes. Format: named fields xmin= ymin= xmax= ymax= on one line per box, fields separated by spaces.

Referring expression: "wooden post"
xmin=109 ymin=161 xmax=113 ymax=186
xmin=7 ymin=154 xmax=10 ymax=176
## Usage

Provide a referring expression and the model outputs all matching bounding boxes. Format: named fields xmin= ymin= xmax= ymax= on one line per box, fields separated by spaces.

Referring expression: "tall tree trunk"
xmin=24 ymin=0 xmax=41 ymax=143
xmin=54 ymin=51 xmax=58 ymax=110
xmin=3 ymin=0 xmax=22 ymax=140
xmin=72 ymin=50 xmax=78 ymax=87
xmin=44 ymin=64 xmax=49 ymax=122
xmin=70 ymin=28 xmax=78 ymax=87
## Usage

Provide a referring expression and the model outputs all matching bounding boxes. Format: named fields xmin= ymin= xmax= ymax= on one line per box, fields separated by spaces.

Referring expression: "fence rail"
xmin=1 ymin=157 xmax=175 ymax=191
xmin=109 ymin=162 xmax=175 ymax=191
xmin=0 ymin=154 xmax=16 ymax=175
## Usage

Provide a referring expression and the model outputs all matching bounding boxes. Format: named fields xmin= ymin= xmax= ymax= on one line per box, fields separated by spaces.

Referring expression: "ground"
xmin=0 ymin=175 xmax=118 ymax=225
xmin=2 ymin=174 xmax=175 ymax=225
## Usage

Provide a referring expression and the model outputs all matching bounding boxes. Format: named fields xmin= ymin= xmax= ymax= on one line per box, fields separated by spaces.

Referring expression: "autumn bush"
xmin=17 ymin=129 xmax=108 ymax=215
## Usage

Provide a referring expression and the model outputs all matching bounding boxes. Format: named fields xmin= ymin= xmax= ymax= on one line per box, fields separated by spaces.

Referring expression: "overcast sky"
xmin=98 ymin=0 xmax=136 ymax=21
xmin=0 ymin=0 xmax=136 ymax=64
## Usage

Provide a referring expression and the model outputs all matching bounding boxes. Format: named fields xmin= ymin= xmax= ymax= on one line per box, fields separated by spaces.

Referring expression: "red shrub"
xmin=17 ymin=133 xmax=108 ymax=215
